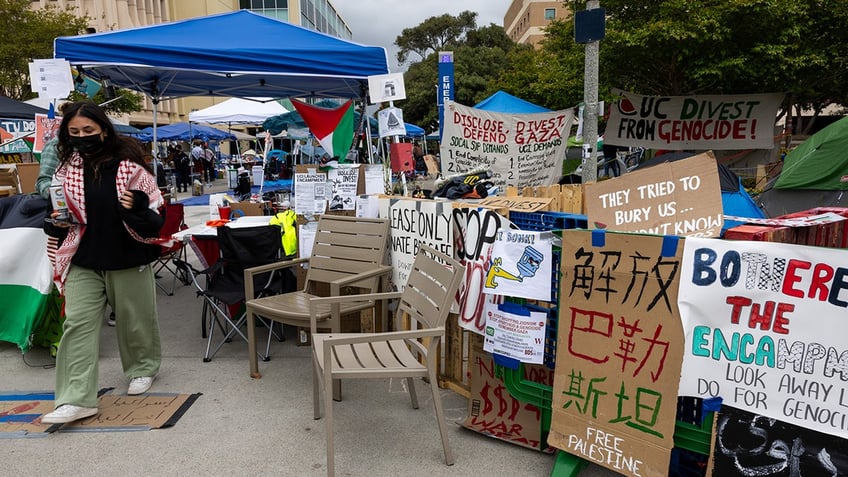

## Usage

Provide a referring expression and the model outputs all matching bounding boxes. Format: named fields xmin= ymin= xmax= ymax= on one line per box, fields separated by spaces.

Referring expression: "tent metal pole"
xmin=152 ymin=98 xmax=158 ymax=185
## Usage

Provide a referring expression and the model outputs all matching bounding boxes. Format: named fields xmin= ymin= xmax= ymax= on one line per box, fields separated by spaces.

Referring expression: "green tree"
xmin=395 ymin=10 xmax=477 ymax=67
xmin=397 ymin=16 xmax=518 ymax=131
xmin=508 ymin=1 xmax=848 ymax=133
xmin=0 ymin=0 xmax=89 ymax=99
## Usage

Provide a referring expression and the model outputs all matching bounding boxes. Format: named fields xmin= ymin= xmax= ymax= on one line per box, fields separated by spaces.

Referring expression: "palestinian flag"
xmin=291 ymin=99 xmax=354 ymax=160
xmin=0 ymin=195 xmax=53 ymax=352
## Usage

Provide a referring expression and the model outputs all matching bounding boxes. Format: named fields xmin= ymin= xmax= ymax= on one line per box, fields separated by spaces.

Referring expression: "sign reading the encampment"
xmin=585 ymin=152 xmax=724 ymax=237
xmin=439 ymin=101 xmax=574 ymax=190
xmin=548 ymin=230 xmax=685 ymax=477
xmin=678 ymin=237 xmax=848 ymax=440
xmin=605 ymin=91 xmax=783 ymax=150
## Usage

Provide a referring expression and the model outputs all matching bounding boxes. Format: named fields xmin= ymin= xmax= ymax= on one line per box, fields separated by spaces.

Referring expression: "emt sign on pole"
xmin=437 ymin=51 xmax=454 ymax=141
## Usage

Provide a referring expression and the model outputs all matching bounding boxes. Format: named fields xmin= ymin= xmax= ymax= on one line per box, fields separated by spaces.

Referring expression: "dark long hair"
xmin=56 ymin=101 xmax=151 ymax=174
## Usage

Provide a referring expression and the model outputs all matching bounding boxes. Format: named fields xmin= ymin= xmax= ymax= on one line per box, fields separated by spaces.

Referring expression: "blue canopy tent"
xmin=474 ymin=90 xmax=551 ymax=113
xmin=53 ymin=10 xmax=390 ymax=178
xmin=139 ymin=123 xmax=236 ymax=142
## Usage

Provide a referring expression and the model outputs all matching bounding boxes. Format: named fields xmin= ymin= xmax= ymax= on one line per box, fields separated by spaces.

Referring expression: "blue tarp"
xmin=474 ymin=90 xmax=551 ymax=113
xmin=53 ymin=10 xmax=390 ymax=100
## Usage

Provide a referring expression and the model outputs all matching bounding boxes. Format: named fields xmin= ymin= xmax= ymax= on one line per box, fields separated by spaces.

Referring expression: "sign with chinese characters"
xmin=548 ymin=230 xmax=685 ymax=477
xmin=584 ymin=152 xmax=724 ymax=237
xmin=678 ymin=237 xmax=848 ymax=439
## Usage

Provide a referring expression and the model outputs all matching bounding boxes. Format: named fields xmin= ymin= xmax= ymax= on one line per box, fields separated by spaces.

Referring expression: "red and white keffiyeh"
xmin=52 ymin=153 xmax=166 ymax=292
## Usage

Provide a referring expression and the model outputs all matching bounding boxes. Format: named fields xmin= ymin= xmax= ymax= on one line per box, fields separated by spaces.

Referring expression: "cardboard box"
xmin=0 ymin=165 xmax=20 ymax=193
xmin=461 ymin=344 xmax=556 ymax=452
xmin=229 ymin=201 xmax=265 ymax=217
xmin=16 ymin=163 xmax=40 ymax=195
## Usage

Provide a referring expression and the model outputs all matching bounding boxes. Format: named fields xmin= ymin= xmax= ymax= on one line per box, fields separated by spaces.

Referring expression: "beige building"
xmin=29 ymin=0 xmax=351 ymax=127
xmin=504 ymin=0 xmax=571 ymax=47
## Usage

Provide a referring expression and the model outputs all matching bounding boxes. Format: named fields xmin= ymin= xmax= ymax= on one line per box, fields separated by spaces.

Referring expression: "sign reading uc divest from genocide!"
xmin=440 ymin=101 xmax=574 ymax=190
xmin=605 ymin=91 xmax=783 ymax=150
xmin=548 ymin=230 xmax=685 ymax=477
xmin=678 ymin=237 xmax=848 ymax=440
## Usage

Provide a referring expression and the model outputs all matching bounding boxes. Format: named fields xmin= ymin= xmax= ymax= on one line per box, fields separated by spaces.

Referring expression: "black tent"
xmin=0 ymin=95 xmax=49 ymax=119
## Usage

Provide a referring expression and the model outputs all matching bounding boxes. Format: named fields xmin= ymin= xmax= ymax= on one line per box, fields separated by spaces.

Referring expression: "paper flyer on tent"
xmin=678 ymin=237 xmax=848 ymax=439
xmin=483 ymin=229 xmax=553 ymax=301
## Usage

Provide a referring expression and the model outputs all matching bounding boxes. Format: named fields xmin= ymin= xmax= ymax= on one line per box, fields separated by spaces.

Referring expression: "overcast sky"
xmin=333 ymin=0 xmax=513 ymax=72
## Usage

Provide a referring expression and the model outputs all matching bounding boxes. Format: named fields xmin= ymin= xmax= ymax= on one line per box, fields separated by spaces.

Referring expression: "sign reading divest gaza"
xmin=605 ymin=91 xmax=783 ymax=150
xmin=585 ymin=152 xmax=724 ymax=237
xmin=439 ymin=101 xmax=574 ymax=190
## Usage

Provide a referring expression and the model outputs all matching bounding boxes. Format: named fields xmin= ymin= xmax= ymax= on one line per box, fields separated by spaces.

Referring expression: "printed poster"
xmin=678 ymin=237 xmax=848 ymax=439
xmin=33 ymin=113 xmax=61 ymax=153
xmin=294 ymin=172 xmax=326 ymax=215
xmin=440 ymin=100 xmax=574 ymax=190
xmin=605 ymin=90 xmax=783 ymax=150
xmin=378 ymin=107 xmax=406 ymax=138
xmin=484 ymin=229 xmax=553 ymax=301
xmin=482 ymin=302 xmax=546 ymax=364
xmin=584 ymin=152 xmax=724 ymax=237
xmin=326 ymin=166 xmax=358 ymax=211
xmin=548 ymin=230 xmax=685 ymax=477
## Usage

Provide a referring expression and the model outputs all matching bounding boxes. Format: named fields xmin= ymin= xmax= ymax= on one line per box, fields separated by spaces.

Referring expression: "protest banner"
xmin=439 ymin=100 xmax=574 ymax=190
xmin=548 ymin=230 xmax=685 ymax=477
xmin=378 ymin=198 xmax=453 ymax=291
xmin=453 ymin=207 xmax=517 ymax=334
xmin=678 ymin=237 xmax=848 ymax=439
xmin=0 ymin=119 xmax=35 ymax=154
xmin=605 ymin=90 xmax=783 ymax=150
xmin=585 ymin=152 xmax=724 ymax=237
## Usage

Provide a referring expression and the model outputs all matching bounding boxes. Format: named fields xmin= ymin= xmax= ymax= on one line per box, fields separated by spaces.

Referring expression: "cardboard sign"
xmin=605 ymin=90 xmax=783 ymax=150
xmin=548 ymin=230 xmax=685 ymax=477
xmin=585 ymin=152 xmax=724 ymax=237
xmin=678 ymin=237 xmax=848 ymax=439
xmin=479 ymin=195 xmax=552 ymax=213
xmin=461 ymin=344 xmax=556 ymax=452
xmin=439 ymin=101 xmax=574 ymax=190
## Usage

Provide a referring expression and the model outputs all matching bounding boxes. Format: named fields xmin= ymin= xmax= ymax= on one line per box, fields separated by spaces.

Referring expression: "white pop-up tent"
xmin=189 ymin=97 xmax=287 ymax=124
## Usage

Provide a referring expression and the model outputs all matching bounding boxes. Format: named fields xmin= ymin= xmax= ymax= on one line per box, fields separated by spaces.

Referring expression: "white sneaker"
xmin=128 ymin=376 xmax=155 ymax=395
xmin=41 ymin=404 xmax=98 ymax=424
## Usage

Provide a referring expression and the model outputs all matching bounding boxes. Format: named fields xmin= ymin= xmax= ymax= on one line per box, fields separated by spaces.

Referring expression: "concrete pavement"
xmin=1 ymin=180 xmax=616 ymax=476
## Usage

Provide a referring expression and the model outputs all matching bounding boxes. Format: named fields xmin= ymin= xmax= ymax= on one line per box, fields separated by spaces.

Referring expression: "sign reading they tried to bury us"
xmin=584 ymin=152 xmax=723 ymax=237
xmin=547 ymin=230 xmax=685 ymax=477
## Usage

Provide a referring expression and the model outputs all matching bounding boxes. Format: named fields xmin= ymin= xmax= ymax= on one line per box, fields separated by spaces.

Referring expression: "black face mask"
xmin=69 ymin=134 xmax=104 ymax=154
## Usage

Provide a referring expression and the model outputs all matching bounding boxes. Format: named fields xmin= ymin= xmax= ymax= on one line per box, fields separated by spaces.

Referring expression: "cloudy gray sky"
xmin=333 ymin=0 xmax=513 ymax=72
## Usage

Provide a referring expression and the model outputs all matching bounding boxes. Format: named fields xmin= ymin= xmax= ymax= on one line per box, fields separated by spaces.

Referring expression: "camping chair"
xmin=310 ymin=245 xmax=465 ymax=476
xmin=154 ymin=203 xmax=189 ymax=296
xmin=176 ymin=225 xmax=292 ymax=362
xmin=244 ymin=215 xmax=391 ymax=385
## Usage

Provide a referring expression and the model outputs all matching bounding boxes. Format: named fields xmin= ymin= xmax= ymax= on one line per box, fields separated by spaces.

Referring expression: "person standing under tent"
xmin=202 ymin=142 xmax=216 ymax=186
xmin=41 ymin=101 xmax=165 ymax=424
xmin=190 ymin=140 xmax=205 ymax=184
xmin=173 ymin=144 xmax=191 ymax=193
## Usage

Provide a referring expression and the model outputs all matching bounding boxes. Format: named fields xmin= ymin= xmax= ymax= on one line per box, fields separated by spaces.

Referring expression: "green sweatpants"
xmin=54 ymin=264 xmax=162 ymax=408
